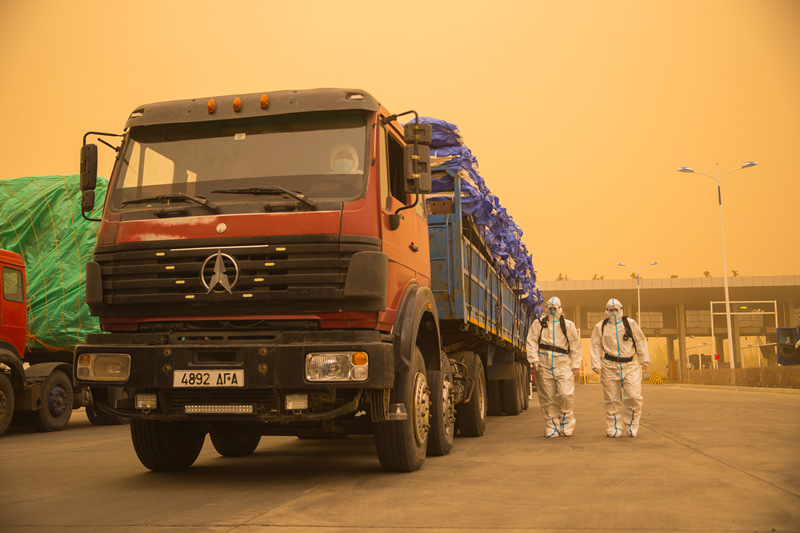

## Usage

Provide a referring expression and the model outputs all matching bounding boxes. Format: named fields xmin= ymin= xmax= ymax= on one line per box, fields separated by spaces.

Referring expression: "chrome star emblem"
xmin=200 ymin=250 xmax=239 ymax=294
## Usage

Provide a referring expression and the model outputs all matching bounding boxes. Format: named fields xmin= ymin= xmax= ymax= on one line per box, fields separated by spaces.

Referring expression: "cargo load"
xmin=416 ymin=117 xmax=541 ymax=313
xmin=0 ymin=175 xmax=106 ymax=354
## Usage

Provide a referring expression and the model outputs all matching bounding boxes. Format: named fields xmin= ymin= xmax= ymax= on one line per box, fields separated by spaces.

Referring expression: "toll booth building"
xmin=537 ymin=275 xmax=800 ymax=381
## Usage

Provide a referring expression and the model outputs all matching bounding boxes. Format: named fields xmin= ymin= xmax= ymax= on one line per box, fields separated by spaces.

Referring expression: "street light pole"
xmin=617 ymin=261 xmax=659 ymax=324
xmin=677 ymin=161 xmax=757 ymax=370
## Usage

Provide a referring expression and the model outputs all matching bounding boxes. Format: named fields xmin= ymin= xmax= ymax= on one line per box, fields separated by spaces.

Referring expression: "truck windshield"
xmin=109 ymin=111 xmax=369 ymax=211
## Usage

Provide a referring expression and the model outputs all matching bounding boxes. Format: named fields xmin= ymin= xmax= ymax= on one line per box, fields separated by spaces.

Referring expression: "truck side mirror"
xmin=402 ymin=122 xmax=432 ymax=195
xmin=81 ymin=190 xmax=96 ymax=213
xmin=81 ymin=144 xmax=98 ymax=192
xmin=80 ymin=144 xmax=98 ymax=213
xmin=403 ymin=122 xmax=432 ymax=146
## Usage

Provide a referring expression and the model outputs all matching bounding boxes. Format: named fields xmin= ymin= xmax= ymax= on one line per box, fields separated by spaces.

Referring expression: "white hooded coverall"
xmin=526 ymin=313 xmax=582 ymax=437
xmin=590 ymin=312 xmax=650 ymax=437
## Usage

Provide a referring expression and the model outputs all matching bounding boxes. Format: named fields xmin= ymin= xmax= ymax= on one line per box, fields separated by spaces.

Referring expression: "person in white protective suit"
xmin=590 ymin=298 xmax=650 ymax=438
xmin=525 ymin=296 xmax=582 ymax=438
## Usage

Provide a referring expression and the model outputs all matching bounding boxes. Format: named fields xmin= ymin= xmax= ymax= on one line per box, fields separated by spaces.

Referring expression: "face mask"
xmin=547 ymin=307 xmax=558 ymax=316
xmin=607 ymin=308 xmax=620 ymax=319
xmin=334 ymin=159 xmax=354 ymax=173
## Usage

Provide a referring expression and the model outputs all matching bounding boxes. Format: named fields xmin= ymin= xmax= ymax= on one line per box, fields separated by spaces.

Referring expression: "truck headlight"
xmin=305 ymin=352 xmax=368 ymax=382
xmin=76 ymin=353 xmax=131 ymax=382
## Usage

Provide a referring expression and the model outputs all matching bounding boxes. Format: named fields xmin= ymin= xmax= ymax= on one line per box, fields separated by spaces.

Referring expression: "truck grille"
xmin=93 ymin=235 xmax=380 ymax=317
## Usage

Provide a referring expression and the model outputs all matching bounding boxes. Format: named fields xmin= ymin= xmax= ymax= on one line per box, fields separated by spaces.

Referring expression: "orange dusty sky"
xmin=1 ymin=0 xmax=797 ymax=283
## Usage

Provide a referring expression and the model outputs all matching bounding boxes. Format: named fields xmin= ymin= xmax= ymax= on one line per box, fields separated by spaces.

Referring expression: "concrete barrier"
xmin=687 ymin=366 xmax=800 ymax=388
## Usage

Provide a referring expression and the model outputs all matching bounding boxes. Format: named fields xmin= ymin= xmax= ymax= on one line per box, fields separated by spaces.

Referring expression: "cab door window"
xmin=2 ymin=267 xmax=24 ymax=303
xmin=381 ymin=125 xmax=427 ymax=220
xmin=386 ymin=130 xmax=408 ymax=205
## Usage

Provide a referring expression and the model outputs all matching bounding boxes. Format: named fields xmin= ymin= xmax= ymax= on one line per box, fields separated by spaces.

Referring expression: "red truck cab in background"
xmin=0 ymin=250 xmax=26 ymax=360
xmin=1 ymin=250 xmax=77 ymax=435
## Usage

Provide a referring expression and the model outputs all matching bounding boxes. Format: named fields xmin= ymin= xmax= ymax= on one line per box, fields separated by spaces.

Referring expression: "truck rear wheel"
xmin=211 ymin=430 xmax=261 ymax=457
xmin=131 ymin=419 xmax=206 ymax=471
xmin=374 ymin=346 xmax=429 ymax=472
xmin=487 ymin=380 xmax=503 ymax=416
xmin=500 ymin=362 xmax=523 ymax=416
xmin=426 ymin=353 xmax=454 ymax=456
xmin=522 ymin=362 xmax=530 ymax=410
xmin=0 ymin=372 xmax=14 ymax=436
xmin=455 ymin=353 xmax=486 ymax=437
xmin=30 ymin=369 xmax=73 ymax=432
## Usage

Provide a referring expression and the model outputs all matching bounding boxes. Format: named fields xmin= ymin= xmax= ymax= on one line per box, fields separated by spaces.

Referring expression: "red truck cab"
xmin=0 ymin=249 xmax=27 ymax=435
xmin=75 ymin=89 xmax=443 ymax=471
xmin=0 ymin=250 xmax=27 ymax=361
xmin=1 ymin=249 xmax=80 ymax=436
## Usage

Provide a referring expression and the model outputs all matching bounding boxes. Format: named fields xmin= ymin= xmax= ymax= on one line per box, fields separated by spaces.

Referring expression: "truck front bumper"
xmin=74 ymin=329 xmax=395 ymax=421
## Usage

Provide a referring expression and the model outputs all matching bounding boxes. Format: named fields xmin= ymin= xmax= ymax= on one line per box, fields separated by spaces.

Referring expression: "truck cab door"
xmin=378 ymin=122 xmax=431 ymax=308
xmin=1 ymin=264 xmax=27 ymax=358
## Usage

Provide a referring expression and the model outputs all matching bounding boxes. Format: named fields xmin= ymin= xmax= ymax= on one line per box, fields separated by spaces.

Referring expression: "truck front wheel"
xmin=30 ymin=369 xmax=73 ymax=432
xmin=0 ymin=372 xmax=14 ymax=436
xmin=210 ymin=430 xmax=261 ymax=457
xmin=131 ymin=419 xmax=206 ymax=471
xmin=374 ymin=346 xmax=429 ymax=472
xmin=86 ymin=387 xmax=131 ymax=426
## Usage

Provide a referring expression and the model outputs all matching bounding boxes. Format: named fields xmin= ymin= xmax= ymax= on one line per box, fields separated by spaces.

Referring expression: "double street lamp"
xmin=677 ymin=161 xmax=758 ymax=370
xmin=616 ymin=261 xmax=659 ymax=325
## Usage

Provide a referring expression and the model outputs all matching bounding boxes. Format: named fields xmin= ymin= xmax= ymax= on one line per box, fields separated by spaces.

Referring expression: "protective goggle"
xmin=607 ymin=307 xmax=621 ymax=313
xmin=546 ymin=306 xmax=558 ymax=313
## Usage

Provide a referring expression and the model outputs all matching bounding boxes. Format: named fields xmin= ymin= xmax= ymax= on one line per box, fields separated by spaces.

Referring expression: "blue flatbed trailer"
xmin=427 ymin=166 xmax=536 ymax=419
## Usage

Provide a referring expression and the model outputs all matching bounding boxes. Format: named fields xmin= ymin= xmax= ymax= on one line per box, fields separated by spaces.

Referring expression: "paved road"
xmin=1 ymin=384 xmax=799 ymax=532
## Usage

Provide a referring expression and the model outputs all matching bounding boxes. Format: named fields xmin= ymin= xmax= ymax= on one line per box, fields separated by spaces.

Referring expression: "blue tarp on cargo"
xmin=411 ymin=117 xmax=542 ymax=314
xmin=425 ymin=118 xmax=465 ymax=148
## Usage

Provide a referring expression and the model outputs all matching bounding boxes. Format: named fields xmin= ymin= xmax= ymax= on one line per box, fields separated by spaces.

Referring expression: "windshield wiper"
xmin=121 ymin=193 xmax=220 ymax=213
xmin=211 ymin=186 xmax=317 ymax=210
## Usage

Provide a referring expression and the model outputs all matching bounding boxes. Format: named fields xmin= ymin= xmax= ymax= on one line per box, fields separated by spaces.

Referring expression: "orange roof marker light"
xmin=233 ymin=97 xmax=242 ymax=112
xmin=260 ymin=94 xmax=269 ymax=109
xmin=207 ymin=99 xmax=216 ymax=114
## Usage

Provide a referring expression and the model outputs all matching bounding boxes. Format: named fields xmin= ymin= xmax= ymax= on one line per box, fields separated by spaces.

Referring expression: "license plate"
xmin=174 ymin=370 xmax=244 ymax=387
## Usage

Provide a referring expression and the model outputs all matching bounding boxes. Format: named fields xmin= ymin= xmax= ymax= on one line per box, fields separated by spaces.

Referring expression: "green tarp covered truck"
xmin=0 ymin=175 xmax=124 ymax=435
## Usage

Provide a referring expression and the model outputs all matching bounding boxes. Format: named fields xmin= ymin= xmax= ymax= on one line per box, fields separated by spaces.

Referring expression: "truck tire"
xmin=210 ymin=430 xmax=261 ymax=457
xmin=516 ymin=362 xmax=528 ymax=411
xmin=455 ymin=353 xmax=486 ymax=437
xmin=487 ymin=380 xmax=503 ymax=416
xmin=522 ymin=362 xmax=530 ymax=410
xmin=131 ymin=419 xmax=206 ymax=471
xmin=500 ymin=363 xmax=523 ymax=416
xmin=0 ymin=372 xmax=14 ymax=437
xmin=29 ymin=369 xmax=73 ymax=432
xmin=374 ymin=345 xmax=429 ymax=472
xmin=86 ymin=387 xmax=131 ymax=426
xmin=426 ymin=353 xmax=454 ymax=456
xmin=86 ymin=402 xmax=113 ymax=426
